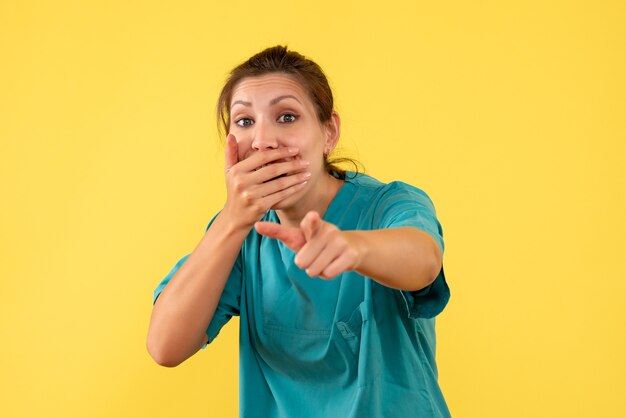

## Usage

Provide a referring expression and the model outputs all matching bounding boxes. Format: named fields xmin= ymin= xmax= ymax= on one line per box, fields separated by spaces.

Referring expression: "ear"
xmin=323 ymin=111 xmax=341 ymax=155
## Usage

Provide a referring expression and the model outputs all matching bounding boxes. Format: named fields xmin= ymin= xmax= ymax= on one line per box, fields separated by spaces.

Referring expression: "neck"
xmin=275 ymin=173 xmax=344 ymax=228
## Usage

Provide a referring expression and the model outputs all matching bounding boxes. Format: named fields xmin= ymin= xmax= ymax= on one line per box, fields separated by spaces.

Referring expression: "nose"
xmin=251 ymin=119 xmax=279 ymax=151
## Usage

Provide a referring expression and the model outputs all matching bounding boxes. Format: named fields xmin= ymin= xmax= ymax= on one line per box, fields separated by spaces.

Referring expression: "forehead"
xmin=230 ymin=74 xmax=309 ymax=105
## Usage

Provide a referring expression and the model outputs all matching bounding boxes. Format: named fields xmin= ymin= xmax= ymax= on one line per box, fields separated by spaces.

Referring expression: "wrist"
xmin=214 ymin=208 xmax=254 ymax=238
xmin=343 ymin=230 xmax=369 ymax=273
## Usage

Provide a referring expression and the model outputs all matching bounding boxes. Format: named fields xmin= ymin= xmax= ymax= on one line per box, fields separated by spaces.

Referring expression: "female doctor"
xmin=147 ymin=45 xmax=451 ymax=417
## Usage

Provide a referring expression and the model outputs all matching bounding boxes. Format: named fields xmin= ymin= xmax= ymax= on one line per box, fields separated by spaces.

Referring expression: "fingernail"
xmin=299 ymin=160 xmax=310 ymax=166
xmin=288 ymin=147 xmax=299 ymax=153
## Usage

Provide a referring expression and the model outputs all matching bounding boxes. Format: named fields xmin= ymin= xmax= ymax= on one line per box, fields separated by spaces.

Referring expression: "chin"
xmin=269 ymin=196 xmax=298 ymax=211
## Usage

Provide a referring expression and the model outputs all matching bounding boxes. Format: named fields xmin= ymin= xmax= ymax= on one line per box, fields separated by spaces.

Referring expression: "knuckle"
xmin=335 ymin=240 xmax=348 ymax=253
xmin=268 ymin=164 xmax=282 ymax=177
xmin=241 ymin=191 xmax=253 ymax=204
xmin=277 ymin=176 xmax=292 ymax=189
xmin=325 ymin=227 xmax=340 ymax=241
xmin=233 ymin=179 xmax=244 ymax=193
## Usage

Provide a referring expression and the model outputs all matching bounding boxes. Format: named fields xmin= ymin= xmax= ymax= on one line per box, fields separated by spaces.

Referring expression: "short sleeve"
xmin=375 ymin=181 xmax=451 ymax=319
xmin=152 ymin=213 xmax=243 ymax=349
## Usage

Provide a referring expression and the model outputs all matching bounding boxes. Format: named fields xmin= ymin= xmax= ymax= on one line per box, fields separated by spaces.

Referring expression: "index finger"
xmin=225 ymin=134 xmax=238 ymax=170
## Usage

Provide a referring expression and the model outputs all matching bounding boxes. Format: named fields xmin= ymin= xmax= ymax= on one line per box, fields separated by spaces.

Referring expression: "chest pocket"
xmin=262 ymin=251 xmax=343 ymax=332
xmin=261 ymin=285 xmax=367 ymax=383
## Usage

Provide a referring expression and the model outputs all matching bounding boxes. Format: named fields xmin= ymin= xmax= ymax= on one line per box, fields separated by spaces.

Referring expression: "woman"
xmin=147 ymin=45 xmax=451 ymax=417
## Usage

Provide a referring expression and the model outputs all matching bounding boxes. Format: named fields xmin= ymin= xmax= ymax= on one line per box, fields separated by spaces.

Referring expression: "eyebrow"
xmin=231 ymin=100 xmax=251 ymax=108
xmin=270 ymin=95 xmax=302 ymax=106
xmin=231 ymin=95 xmax=302 ymax=109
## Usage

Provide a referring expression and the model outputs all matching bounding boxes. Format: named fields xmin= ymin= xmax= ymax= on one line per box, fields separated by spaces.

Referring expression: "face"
xmin=229 ymin=73 xmax=339 ymax=208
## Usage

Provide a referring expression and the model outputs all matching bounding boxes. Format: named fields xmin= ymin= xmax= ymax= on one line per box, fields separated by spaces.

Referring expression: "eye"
xmin=235 ymin=117 xmax=254 ymax=127
xmin=278 ymin=113 xmax=297 ymax=123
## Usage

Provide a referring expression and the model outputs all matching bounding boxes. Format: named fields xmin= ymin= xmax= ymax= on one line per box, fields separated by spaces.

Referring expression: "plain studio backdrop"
xmin=1 ymin=1 xmax=624 ymax=417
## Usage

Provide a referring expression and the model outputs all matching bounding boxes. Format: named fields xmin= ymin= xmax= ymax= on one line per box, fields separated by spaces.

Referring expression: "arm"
xmin=147 ymin=135 xmax=310 ymax=367
xmin=345 ymin=227 xmax=442 ymax=291
xmin=255 ymin=211 xmax=442 ymax=292
xmin=147 ymin=213 xmax=248 ymax=367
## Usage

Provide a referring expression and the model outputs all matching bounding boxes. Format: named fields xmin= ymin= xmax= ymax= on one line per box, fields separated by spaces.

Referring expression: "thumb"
xmin=255 ymin=222 xmax=306 ymax=252
xmin=225 ymin=134 xmax=239 ymax=170
xmin=301 ymin=211 xmax=322 ymax=241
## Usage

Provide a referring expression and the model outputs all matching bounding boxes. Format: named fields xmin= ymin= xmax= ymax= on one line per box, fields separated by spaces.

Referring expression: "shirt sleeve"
xmin=152 ymin=213 xmax=243 ymax=349
xmin=374 ymin=181 xmax=451 ymax=319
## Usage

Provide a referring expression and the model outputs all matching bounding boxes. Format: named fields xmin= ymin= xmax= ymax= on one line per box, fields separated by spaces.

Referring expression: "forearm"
xmin=345 ymin=227 xmax=443 ymax=292
xmin=147 ymin=211 xmax=248 ymax=367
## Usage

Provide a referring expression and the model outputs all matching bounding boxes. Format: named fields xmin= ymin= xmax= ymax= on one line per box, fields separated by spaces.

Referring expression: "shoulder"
xmin=346 ymin=172 xmax=435 ymax=209
xmin=383 ymin=181 xmax=436 ymax=212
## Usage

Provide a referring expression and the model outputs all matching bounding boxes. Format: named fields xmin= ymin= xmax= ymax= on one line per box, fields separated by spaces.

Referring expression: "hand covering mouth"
xmin=259 ymin=157 xmax=299 ymax=182
xmin=261 ymin=156 xmax=296 ymax=167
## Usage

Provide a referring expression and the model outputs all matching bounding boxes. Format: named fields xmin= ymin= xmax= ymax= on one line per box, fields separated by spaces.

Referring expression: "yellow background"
xmin=1 ymin=1 xmax=624 ymax=417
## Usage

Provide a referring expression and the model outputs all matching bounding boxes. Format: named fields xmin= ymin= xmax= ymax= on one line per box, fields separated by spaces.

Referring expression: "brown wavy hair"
xmin=216 ymin=45 xmax=362 ymax=179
